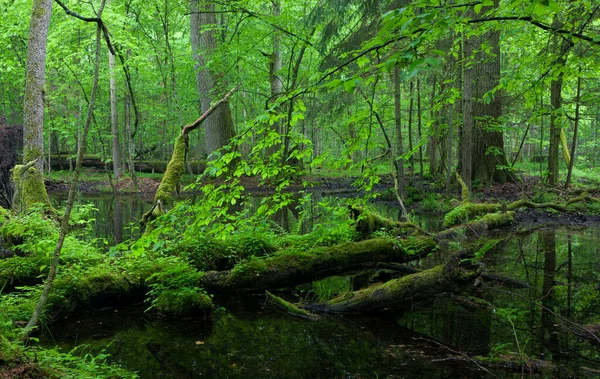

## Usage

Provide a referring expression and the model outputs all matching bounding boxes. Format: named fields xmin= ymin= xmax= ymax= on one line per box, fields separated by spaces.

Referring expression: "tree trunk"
xmin=23 ymin=0 xmax=52 ymax=173
xmin=408 ymin=81 xmax=415 ymax=178
xmin=394 ymin=66 xmax=405 ymax=195
xmin=108 ymin=51 xmax=122 ymax=179
xmin=417 ymin=79 xmax=424 ymax=178
xmin=190 ymin=0 xmax=236 ymax=158
xmin=472 ymin=27 xmax=508 ymax=183
xmin=461 ymin=33 xmax=473 ymax=190
xmin=428 ymin=76 xmax=438 ymax=177
xmin=307 ymin=253 xmax=479 ymax=313
xmin=199 ymin=237 xmax=437 ymax=291
xmin=565 ymin=76 xmax=581 ymax=188
xmin=548 ymin=73 xmax=563 ymax=186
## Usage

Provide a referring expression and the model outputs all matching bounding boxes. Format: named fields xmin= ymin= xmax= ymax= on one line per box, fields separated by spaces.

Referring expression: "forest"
xmin=1 ymin=0 xmax=600 ymax=377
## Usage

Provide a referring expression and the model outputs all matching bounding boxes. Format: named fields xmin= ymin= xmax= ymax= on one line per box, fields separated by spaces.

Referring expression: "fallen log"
xmin=199 ymin=237 xmax=437 ymax=291
xmin=443 ymin=193 xmax=598 ymax=228
xmin=265 ymin=291 xmax=320 ymax=320
xmin=304 ymin=252 xmax=480 ymax=313
xmin=349 ymin=206 xmax=427 ymax=237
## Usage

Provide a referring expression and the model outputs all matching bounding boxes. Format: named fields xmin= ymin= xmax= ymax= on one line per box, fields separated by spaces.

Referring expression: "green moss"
xmin=12 ymin=165 xmax=53 ymax=213
xmin=265 ymin=291 xmax=319 ymax=320
xmin=154 ymin=135 xmax=186 ymax=206
xmin=229 ymin=255 xmax=269 ymax=283
xmin=152 ymin=288 xmax=212 ymax=316
xmin=443 ymin=203 xmax=501 ymax=227
xmin=208 ymin=237 xmax=437 ymax=290
xmin=0 ymin=255 xmax=48 ymax=287
xmin=476 ymin=212 xmax=514 ymax=229
xmin=326 ymin=265 xmax=446 ymax=311
xmin=174 ymin=234 xmax=276 ymax=271
xmin=47 ymin=263 xmax=133 ymax=318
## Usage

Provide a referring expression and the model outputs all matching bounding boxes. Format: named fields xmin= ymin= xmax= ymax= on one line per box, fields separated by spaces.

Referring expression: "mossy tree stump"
xmin=11 ymin=163 xmax=53 ymax=214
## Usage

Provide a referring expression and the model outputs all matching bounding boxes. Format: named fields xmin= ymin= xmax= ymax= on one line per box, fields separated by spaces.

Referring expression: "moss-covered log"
xmin=443 ymin=193 xmax=597 ymax=228
xmin=349 ymin=206 xmax=425 ymax=237
xmin=265 ymin=291 xmax=319 ymax=320
xmin=306 ymin=253 xmax=479 ymax=313
xmin=199 ymin=237 xmax=437 ymax=291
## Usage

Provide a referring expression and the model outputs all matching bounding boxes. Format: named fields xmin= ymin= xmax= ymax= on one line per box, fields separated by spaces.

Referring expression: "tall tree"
xmin=23 ymin=0 xmax=53 ymax=172
xmin=190 ymin=0 xmax=236 ymax=158
xmin=108 ymin=51 xmax=122 ymax=179
xmin=464 ymin=3 xmax=510 ymax=184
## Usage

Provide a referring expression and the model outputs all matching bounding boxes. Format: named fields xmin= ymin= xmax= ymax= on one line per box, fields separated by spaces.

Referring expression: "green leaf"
xmin=343 ymin=78 xmax=357 ymax=93
xmin=474 ymin=3 xmax=482 ymax=14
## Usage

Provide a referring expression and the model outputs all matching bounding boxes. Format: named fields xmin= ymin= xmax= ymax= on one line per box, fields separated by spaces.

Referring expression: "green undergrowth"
xmin=0 ymin=336 xmax=137 ymax=378
xmin=0 ymin=288 xmax=136 ymax=378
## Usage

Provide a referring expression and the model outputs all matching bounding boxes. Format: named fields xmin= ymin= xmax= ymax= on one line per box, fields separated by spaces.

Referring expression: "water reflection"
xmin=398 ymin=227 xmax=600 ymax=376
xmin=50 ymin=191 xmax=443 ymax=245
xmin=50 ymin=192 xmax=153 ymax=244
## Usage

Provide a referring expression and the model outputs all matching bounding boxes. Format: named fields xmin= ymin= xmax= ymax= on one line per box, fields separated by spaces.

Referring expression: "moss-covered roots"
xmin=11 ymin=165 xmax=53 ymax=213
xmin=306 ymin=254 xmax=480 ymax=313
xmin=200 ymin=237 xmax=438 ymax=291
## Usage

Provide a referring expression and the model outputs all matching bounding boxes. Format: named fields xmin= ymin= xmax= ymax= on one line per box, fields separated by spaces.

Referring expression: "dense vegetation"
xmin=2 ymin=0 xmax=600 ymax=377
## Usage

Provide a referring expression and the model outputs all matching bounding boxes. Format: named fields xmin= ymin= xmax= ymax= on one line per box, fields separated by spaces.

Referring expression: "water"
xmin=49 ymin=191 xmax=444 ymax=244
xmin=41 ymin=296 xmax=488 ymax=378
xmin=50 ymin=192 xmax=153 ymax=244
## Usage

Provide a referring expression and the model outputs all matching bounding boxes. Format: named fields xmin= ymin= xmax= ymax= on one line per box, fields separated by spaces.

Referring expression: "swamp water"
xmin=43 ymin=193 xmax=600 ymax=378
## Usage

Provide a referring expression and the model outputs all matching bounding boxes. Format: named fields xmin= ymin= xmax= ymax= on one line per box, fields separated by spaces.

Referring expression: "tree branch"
xmin=181 ymin=85 xmax=239 ymax=136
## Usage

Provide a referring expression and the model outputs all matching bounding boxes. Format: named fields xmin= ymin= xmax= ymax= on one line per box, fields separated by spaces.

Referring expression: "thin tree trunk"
xmin=461 ymin=33 xmax=473 ymax=191
xmin=565 ymin=75 xmax=581 ymax=188
xmin=428 ymin=77 xmax=438 ymax=177
xmin=408 ymin=81 xmax=415 ymax=178
xmin=24 ymin=0 xmax=106 ymax=337
xmin=548 ymin=72 xmax=563 ymax=185
xmin=108 ymin=51 xmax=121 ymax=179
xmin=417 ymin=78 xmax=424 ymax=178
xmin=394 ymin=66 xmax=405 ymax=195
xmin=268 ymin=0 xmax=283 ymax=159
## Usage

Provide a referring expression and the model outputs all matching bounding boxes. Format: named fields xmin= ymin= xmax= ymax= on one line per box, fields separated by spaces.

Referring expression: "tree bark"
xmin=565 ymin=75 xmax=581 ymax=188
xmin=23 ymin=0 xmax=52 ymax=173
xmin=461 ymin=34 xmax=473 ymax=190
xmin=190 ymin=0 xmax=236 ymax=158
xmin=465 ymin=1 xmax=510 ymax=184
